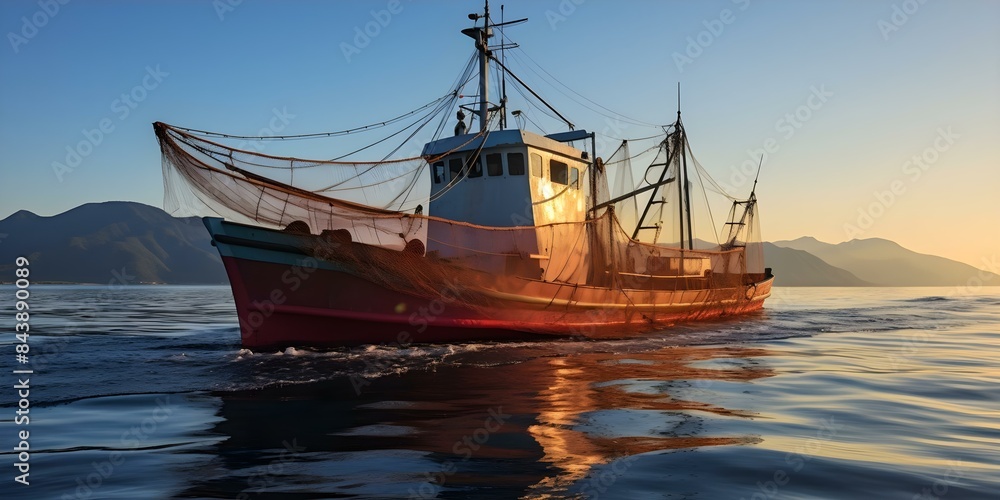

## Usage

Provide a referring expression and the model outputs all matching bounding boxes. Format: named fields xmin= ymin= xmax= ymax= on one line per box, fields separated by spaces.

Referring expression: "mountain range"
xmin=771 ymin=237 xmax=995 ymax=287
xmin=0 ymin=202 xmax=995 ymax=286
xmin=0 ymin=202 xmax=227 ymax=285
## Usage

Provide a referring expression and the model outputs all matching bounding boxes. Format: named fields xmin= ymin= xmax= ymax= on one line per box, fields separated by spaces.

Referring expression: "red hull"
xmin=221 ymin=254 xmax=771 ymax=348
xmin=223 ymin=256 xmax=550 ymax=347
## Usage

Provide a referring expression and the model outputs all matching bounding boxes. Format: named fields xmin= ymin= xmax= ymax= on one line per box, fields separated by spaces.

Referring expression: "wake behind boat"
xmin=154 ymin=2 xmax=773 ymax=348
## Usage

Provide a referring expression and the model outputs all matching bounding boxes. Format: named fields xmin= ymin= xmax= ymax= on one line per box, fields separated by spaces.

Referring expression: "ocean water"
xmin=1 ymin=285 xmax=998 ymax=499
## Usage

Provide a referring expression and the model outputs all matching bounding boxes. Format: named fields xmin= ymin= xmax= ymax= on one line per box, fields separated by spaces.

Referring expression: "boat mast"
xmin=500 ymin=4 xmax=507 ymax=129
xmin=464 ymin=2 xmax=492 ymax=132
xmin=675 ymin=84 xmax=694 ymax=250
xmin=675 ymin=116 xmax=685 ymax=249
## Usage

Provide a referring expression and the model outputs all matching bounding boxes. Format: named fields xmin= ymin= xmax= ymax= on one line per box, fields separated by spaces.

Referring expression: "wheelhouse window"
xmin=569 ymin=167 xmax=580 ymax=189
xmin=550 ymin=159 xmax=569 ymax=185
xmin=433 ymin=161 xmax=445 ymax=184
xmin=468 ymin=154 xmax=483 ymax=178
xmin=530 ymin=153 xmax=543 ymax=177
xmin=448 ymin=158 xmax=464 ymax=181
xmin=486 ymin=153 xmax=503 ymax=176
xmin=507 ymin=152 xmax=525 ymax=176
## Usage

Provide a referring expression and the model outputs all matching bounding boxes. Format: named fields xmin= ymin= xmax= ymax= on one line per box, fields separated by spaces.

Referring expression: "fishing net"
xmin=156 ymin=119 xmax=766 ymax=333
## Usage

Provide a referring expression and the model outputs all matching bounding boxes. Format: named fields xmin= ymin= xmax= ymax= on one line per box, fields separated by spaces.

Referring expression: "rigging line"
xmin=383 ymin=101 xmax=465 ymax=208
xmin=521 ymin=109 xmax=548 ymax=135
xmin=489 ymin=53 xmax=574 ymax=130
xmin=181 ymin=134 xmax=381 ymax=177
xmin=169 ymin=57 xmax=474 ymax=173
xmin=433 ymin=85 xmax=467 ymax=138
xmin=432 ymin=55 xmax=478 ymax=140
xmin=431 ymin=95 xmax=459 ymax=140
xmin=427 ymin=115 xmax=500 ymax=203
xmin=390 ymin=161 xmax=428 ymax=211
xmin=316 ymin=162 xmax=424 ymax=193
xmin=425 ymin=117 xmax=498 ymax=203
xmin=603 ymin=140 xmax=628 ymax=166
xmin=161 ymin=133 xmax=400 ymax=214
xmin=377 ymin=93 xmax=455 ymax=163
xmin=391 ymin=65 xmax=486 ymax=209
xmin=504 ymin=74 xmax=564 ymax=129
xmin=608 ymin=131 xmax=673 ymax=143
xmin=179 ymin=52 xmax=475 ymax=169
xmin=449 ymin=51 xmax=479 ymax=93
xmin=434 ymin=53 xmax=480 ymax=136
xmin=688 ymin=143 xmax=720 ymax=244
xmin=509 ymin=81 xmax=559 ymax=126
xmin=686 ymin=145 xmax=738 ymax=201
xmin=493 ymin=61 xmax=506 ymax=126
xmin=163 ymin=125 xmax=422 ymax=165
xmin=494 ymin=58 xmax=567 ymax=129
xmin=382 ymin=165 xmax=424 ymax=211
xmin=451 ymin=52 xmax=480 ymax=101
xmin=328 ymin=100 xmax=445 ymax=162
xmin=547 ymin=220 xmax=590 ymax=281
xmin=501 ymin=41 xmax=665 ymax=128
xmin=173 ymin=126 xmax=430 ymax=196
xmin=696 ymin=160 xmax=737 ymax=201
xmin=502 ymin=66 xmax=551 ymax=123
xmin=315 ymin=114 xmax=436 ymax=189
xmin=619 ymin=141 xmax=667 ymax=175
xmin=170 ymin=94 xmax=453 ymax=140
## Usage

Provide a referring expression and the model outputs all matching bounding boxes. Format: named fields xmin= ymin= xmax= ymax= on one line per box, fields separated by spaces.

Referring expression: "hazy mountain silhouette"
xmin=773 ymin=237 xmax=998 ymax=286
xmin=1 ymin=202 xmax=991 ymax=287
xmin=0 ymin=201 xmax=227 ymax=284
xmin=763 ymin=243 xmax=870 ymax=286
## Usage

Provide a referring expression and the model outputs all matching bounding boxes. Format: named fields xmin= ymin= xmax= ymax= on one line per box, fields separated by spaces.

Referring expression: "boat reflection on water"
xmin=521 ymin=347 xmax=770 ymax=496
xmin=175 ymin=341 xmax=774 ymax=498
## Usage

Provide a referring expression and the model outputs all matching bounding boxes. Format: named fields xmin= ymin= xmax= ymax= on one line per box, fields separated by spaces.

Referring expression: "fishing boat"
xmin=154 ymin=3 xmax=773 ymax=348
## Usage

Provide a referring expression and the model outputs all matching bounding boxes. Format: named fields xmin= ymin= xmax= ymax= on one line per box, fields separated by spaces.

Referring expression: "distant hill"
xmin=773 ymin=237 xmax=998 ymax=286
xmin=1 ymin=202 xmax=991 ymax=287
xmin=0 ymin=201 xmax=227 ymax=284
xmin=762 ymin=243 xmax=870 ymax=286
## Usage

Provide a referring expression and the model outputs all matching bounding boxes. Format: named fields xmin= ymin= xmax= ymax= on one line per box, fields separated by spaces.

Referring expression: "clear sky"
xmin=1 ymin=0 xmax=997 ymax=270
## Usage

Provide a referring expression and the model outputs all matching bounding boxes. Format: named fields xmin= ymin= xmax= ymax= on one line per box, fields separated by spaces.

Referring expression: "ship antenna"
xmin=751 ymin=154 xmax=763 ymax=197
xmin=677 ymin=82 xmax=681 ymax=120
xmin=501 ymin=4 xmax=507 ymax=129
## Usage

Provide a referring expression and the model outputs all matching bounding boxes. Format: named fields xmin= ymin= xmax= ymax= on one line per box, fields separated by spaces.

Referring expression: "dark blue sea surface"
xmin=1 ymin=285 xmax=998 ymax=499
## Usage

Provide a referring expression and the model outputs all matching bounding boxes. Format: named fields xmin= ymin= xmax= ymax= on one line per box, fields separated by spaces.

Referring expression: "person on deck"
xmin=454 ymin=110 xmax=467 ymax=136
